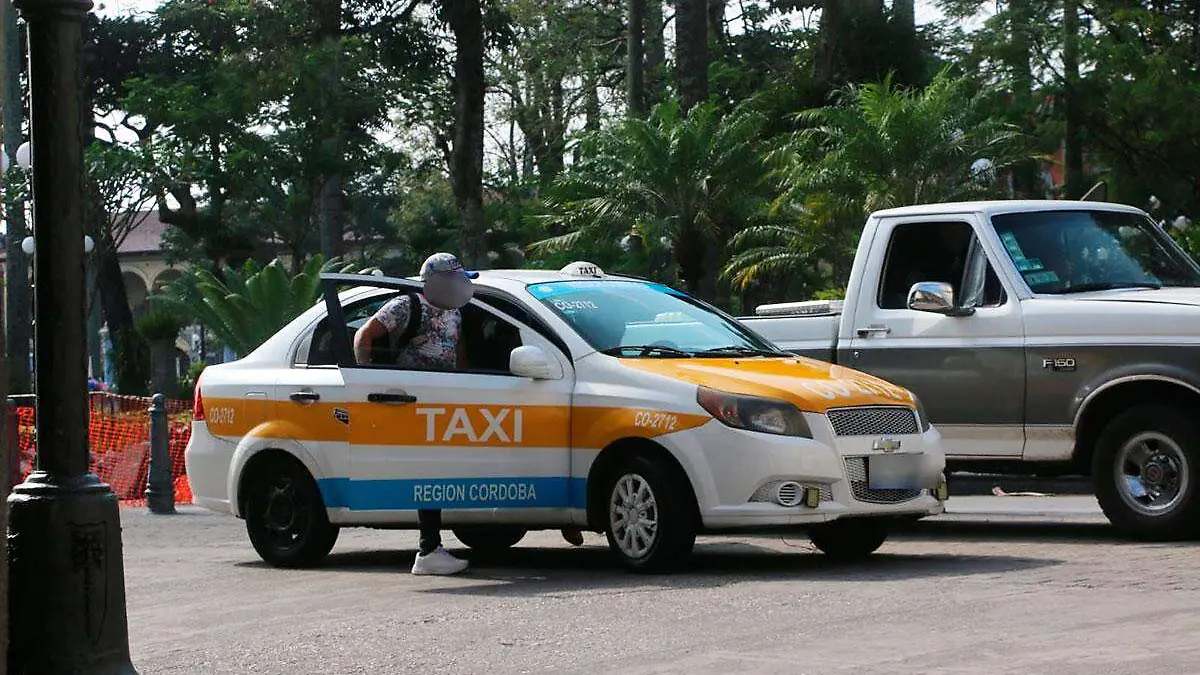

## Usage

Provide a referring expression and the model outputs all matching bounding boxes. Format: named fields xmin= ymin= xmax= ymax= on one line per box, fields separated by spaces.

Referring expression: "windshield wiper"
xmin=692 ymin=345 xmax=786 ymax=357
xmin=1049 ymin=281 xmax=1162 ymax=294
xmin=600 ymin=345 xmax=693 ymax=358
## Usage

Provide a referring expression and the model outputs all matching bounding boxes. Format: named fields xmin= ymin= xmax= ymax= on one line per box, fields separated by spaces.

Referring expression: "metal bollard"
xmin=145 ymin=393 xmax=176 ymax=513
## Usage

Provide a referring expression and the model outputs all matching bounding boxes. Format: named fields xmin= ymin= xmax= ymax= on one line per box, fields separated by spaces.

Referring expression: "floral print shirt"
xmin=372 ymin=293 xmax=461 ymax=369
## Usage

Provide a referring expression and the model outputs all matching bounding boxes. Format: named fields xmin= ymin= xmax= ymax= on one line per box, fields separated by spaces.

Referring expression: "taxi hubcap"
xmin=1116 ymin=431 xmax=1189 ymax=516
xmin=261 ymin=476 xmax=310 ymax=547
xmin=609 ymin=473 xmax=658 ymax=558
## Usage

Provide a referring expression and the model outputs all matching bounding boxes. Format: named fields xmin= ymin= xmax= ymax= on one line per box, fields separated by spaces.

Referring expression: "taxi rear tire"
xmin=452 ymin=526 xmax=527 ymax=555
xmin=807 ymin=517 xmax=889 ymax=561
xmin=602 ymin=454 xmax=696 ymax=573
xmin=243 ymin=455 xmax=339 ymax=568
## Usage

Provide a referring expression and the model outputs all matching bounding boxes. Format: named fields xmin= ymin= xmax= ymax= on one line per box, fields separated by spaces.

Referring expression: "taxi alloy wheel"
xmin=603 ymin=454 xmax=696 ymax=573
xmin=245 ymin=459 xmax=338 ymax=568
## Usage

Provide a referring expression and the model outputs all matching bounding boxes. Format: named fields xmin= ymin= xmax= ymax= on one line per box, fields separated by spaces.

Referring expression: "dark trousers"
xmin=418 ymin=509 xmax=442 ymax=554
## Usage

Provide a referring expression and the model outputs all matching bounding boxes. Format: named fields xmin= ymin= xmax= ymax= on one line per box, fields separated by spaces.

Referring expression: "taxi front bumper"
xmin=663 ymin=416 xmax=947 ymax=529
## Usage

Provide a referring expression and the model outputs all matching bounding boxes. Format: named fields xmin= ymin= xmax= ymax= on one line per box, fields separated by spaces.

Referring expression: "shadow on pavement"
xmin=893 ymin=519 xmax=1200 ymax=546
xmin=239 ymin=539 xmax=1060 ymax=596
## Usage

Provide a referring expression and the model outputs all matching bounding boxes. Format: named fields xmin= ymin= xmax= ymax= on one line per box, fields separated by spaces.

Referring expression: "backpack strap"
xmin=390 ymin=292 xmax=424 ymax=351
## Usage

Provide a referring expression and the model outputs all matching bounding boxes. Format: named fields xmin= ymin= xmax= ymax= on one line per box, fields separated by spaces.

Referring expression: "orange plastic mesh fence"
xmin=12 ymin=392 xmax=195 ymax=506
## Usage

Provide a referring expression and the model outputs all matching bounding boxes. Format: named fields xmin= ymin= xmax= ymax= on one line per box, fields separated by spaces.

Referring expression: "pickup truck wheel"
xmin=603 ymin=455 xmax=696 ymax=573
xmin=807 ymin=518 xmax=890 ymax=561
xmin=452 ymin=526 xmax=526 ymax=555
xmin=244 ymin=458 xmax=339 ymax=568
xmin=1093 ymin=404 xmax=1200 ymax=541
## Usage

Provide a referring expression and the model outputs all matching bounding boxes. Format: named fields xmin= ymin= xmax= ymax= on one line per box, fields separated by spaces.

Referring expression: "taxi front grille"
xmin=842 ymin=457 xmax=922 ymax=504
xmin=826 ymin=406 xmax=919 ymax=437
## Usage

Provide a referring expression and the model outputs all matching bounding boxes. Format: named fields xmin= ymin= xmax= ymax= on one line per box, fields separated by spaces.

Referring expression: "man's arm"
xmin=353 ymin=317 xmax=389 ymax=365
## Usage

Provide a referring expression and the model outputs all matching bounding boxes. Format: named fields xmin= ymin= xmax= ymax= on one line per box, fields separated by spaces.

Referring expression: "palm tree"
xmin=151 ymin=255 xmax=375 ymax=357
xmin=528 ymin=98 xmax=777 ymax=302
xmin=725 ymin=67 xmax=1035 ymax=294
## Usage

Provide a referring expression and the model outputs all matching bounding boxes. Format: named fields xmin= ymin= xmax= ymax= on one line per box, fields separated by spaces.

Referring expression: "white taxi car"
xmin=185 ymin=262 xmax=948 ymax=572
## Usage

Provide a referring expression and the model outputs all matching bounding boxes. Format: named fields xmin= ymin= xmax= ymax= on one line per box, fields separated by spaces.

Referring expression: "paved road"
xmin=121 ymin=497 xmax=1200 ymax=675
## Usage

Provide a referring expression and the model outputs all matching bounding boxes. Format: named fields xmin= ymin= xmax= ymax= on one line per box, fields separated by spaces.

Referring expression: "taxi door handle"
xmin=368 ymin=392 xmax=417 ymax=404
xmin=289 ymin=391 xmax=320 ymax=403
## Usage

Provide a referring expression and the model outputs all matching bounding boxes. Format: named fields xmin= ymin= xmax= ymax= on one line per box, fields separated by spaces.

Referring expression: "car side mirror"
xmin=509 ymin=345 xmax=557 ymax=379
xmin=907 ymin=282 xmax=975 ymax=317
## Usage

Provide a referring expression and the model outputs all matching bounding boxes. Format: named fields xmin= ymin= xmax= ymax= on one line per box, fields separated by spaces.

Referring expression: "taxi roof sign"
xmin=560 ymin=261 xmax=605 ymax=278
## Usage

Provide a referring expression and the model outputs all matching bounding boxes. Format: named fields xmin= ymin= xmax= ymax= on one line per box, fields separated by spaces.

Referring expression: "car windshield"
xmin=990 ymin=209 xmax=1200 ymax=294
xmin=528 ymin=279 xmax=785 ymax=357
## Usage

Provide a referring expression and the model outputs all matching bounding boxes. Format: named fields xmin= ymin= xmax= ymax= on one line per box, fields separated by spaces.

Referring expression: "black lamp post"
xmin=6 ymin=0 xmax=138 ymax=672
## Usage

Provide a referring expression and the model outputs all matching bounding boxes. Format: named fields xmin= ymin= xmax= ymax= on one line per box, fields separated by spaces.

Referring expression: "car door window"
xmin=877 ymin=220 xmax=1006 ymax=310
xmin=317 ymin=284 xmax=532 ymax=377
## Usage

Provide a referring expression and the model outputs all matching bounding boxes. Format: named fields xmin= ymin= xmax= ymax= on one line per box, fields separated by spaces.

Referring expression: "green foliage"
xmin=725 ymin=68 xmax=1034 ymax=293
xmin=529 ymin=97 xmax=778 ymax=295
xmin=151 ymin=254 xmax=377 ymax=357
xmin=135 ymin=312 xmax=188 ymax=343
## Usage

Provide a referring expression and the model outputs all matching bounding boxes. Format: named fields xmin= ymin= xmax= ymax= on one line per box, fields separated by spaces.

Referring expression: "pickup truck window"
xmin=991 ymin=210 xmax=1200 ymax=293
xmin=877 ymin=221 xmax=1004 ymax=310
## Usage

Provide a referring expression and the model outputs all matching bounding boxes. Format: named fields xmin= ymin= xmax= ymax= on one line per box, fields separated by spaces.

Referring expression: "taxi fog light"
xmin=934 ymin=477 xmax=950 ymax=501
xmin=804 ymin=487 xmax=821 ymax=508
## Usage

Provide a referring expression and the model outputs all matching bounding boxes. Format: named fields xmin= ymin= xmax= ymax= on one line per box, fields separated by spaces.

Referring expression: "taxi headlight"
xmin=912 ymin=394 xmax=932 ymax=432
xmin=697 ymin=386 xmax=812 ymax=438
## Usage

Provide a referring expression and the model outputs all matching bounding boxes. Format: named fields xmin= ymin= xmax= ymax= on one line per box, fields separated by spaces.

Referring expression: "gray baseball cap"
xmin=419 ymin=252 xmax=479 ymax=280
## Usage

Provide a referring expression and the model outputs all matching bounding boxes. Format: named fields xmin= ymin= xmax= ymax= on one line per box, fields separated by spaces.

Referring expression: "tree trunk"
xmin=95 ymin=244 xmax=141 ymax=394
xmin=627 ymin=0 xmax=646 ymax=116
xmin=814 ymin=0 xmax=886 ymax=89
xmin=149 ymin=339 xmax=178 ymax=399
xmin=707 ymin=0 xmax=725 ymax=55
xmin=313 ymin=0 xmax=345 ymax=260
xmin=446 ymin=0 xmax=488 ymax=268
xmin=645 ymin=0 xmax=666 ymax=106
xmin=1008 ymin=0 xmax=1038 ymax=197
xmin=2 ymin=0 xmax=28 ymax=396
xmin=675 ymin=0 xmax=709 ymax=111
xmin=1062 ymin=0 xmax=1085 ymax=199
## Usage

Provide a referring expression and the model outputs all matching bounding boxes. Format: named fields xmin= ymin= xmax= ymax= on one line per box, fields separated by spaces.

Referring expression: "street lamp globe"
xmin=15 ymin=139 xmax=31 ymax=169
xmin=21 ymin=235 xmax=35 ymax=255
xmin=84 ymin=235 xmax=95 ymax=253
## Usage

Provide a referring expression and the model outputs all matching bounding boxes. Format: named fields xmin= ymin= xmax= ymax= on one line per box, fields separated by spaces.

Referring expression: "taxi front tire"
xmin=806 ymin=517 xmax=890 ymax=561
xmin=603 ymin=454 xmax=697 ymax=573
xmin=452 ymin=526 xmax=527 ymax=555
xmin=243 ymin=455 xmax=339 ymax=568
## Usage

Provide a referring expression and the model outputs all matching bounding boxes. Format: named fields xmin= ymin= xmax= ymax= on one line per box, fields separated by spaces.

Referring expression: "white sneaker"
xmin=411 ymin=547 xmax=469 ymax=576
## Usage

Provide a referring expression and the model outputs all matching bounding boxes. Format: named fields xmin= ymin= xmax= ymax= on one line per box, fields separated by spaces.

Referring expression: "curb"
xmin=948 ymin=472 xmax=1093 ymax=497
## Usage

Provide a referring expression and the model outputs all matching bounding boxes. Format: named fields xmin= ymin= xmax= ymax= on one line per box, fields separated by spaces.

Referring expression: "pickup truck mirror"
xmin=510 ymin=345 xmax=557 ymax=379
xmin=907 ymin=281 xmax=975 ymax=317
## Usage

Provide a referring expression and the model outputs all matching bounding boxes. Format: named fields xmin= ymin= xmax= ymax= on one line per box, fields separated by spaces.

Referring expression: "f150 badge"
xmin=1042 ymin=357 xmax=1077 ymax=372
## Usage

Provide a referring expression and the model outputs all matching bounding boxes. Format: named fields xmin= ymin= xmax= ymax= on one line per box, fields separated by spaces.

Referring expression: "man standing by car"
xmin=353 ymin=252 xmax=478 ymax=575
xmin=353 ymin=252 xmax=586 ymax=575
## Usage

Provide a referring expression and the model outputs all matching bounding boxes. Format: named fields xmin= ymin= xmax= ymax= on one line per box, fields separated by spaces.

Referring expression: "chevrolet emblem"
xmin=873 ymin=438 xmax=902 ymax=453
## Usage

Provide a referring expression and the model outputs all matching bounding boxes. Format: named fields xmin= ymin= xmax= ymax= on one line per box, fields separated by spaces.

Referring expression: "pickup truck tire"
xmin=244 ymin=457 xmax=339 ymax=568
xmin=452 ymin=526 xmax=527 ymax=555
xmin=1092 ymin=404 xmax=1200 ymax=541
xmin=602 ymin=454 xmax=696 ymax=573
xmin=806 ymin=517 xmax=890 ymax=561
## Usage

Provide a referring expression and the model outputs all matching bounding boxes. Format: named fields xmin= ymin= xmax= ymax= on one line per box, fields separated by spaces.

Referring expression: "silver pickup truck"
xmin=740 ymin=199 xmax=1200 ymax=541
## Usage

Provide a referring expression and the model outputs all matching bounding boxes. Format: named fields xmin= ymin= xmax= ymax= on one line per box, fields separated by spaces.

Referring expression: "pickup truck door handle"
xmin=289 ymin=391 xmax=320 ymax=403
xmin=368 ymin=392 xmax=418 ymax=404
xmin=855 ymin=324 xmax=892 ymax=337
